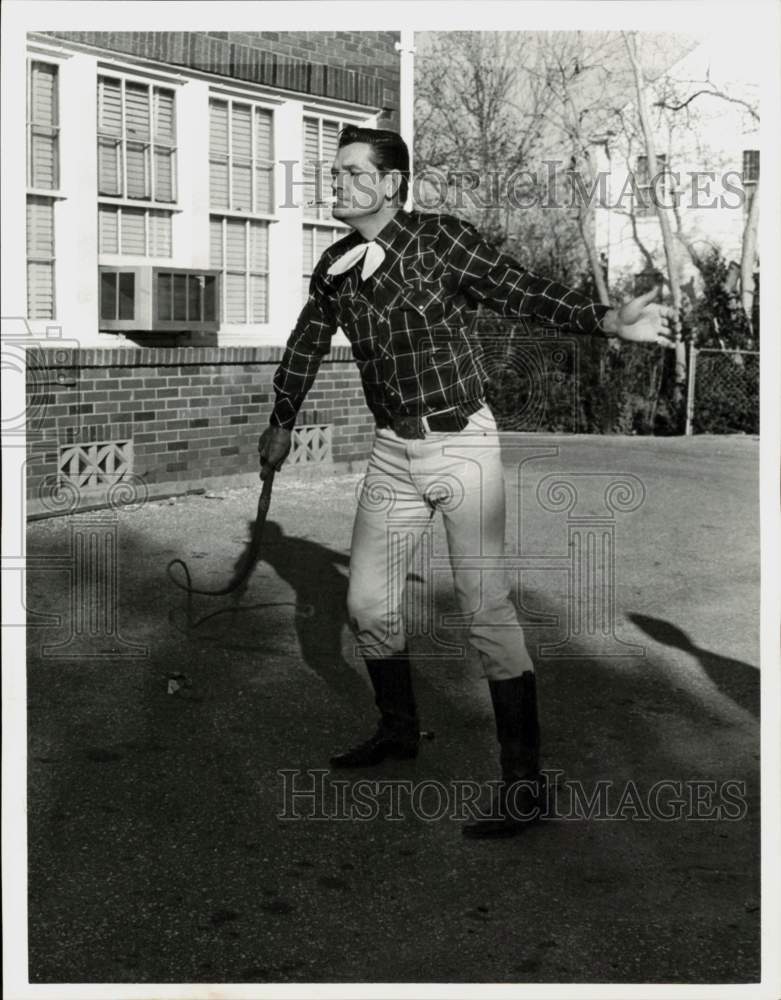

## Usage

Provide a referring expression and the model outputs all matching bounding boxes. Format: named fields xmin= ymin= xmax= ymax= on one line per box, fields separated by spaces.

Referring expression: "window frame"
xmin=27 ymin=58 xmax=61 ymax=193
xmin=98 ymin=203 xmax=173 ymax=259
xmin=208 ymin=93 xmax=276 ymax=219
xmin=26 ymin=195 xmax=57 ymax=321
xmin=97 ymin=70 xmax=181 ymax=262
xmin=301 ymin=113 xmax=355 ymax=303
xmin=97 ymin=73 xmax=179 ymax=206
xmin=302 ymin=112 xmax=355 ymax=224
xmin=210 ymin=215 xmax=270 ymax=326
xmin=26 ymin=57 xmax=62 ymax=320
xmin=208 ymin=90 xmax=276 ymax=326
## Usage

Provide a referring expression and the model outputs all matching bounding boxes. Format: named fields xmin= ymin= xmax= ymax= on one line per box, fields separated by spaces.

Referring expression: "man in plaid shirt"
xmin=259 ymin=126 xmax=675 ymax=838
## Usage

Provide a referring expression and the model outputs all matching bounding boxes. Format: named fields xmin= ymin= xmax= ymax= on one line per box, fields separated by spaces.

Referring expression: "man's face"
xmin=330 ymin=142 xmax=390 ymax=224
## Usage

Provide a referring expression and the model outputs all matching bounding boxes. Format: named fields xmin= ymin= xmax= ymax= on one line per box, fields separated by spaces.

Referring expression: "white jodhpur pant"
xmin=346 ymin=404 xmax=534 ymax=681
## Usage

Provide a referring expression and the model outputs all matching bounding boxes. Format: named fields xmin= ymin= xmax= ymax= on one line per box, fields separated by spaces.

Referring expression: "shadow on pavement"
xmin=627 ymin=612 xmax=759 ymax=718
xmin=23 ymin=511 xmax=760 ymax=985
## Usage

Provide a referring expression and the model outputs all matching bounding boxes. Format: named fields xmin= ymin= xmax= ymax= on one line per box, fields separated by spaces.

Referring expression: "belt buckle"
xmin=393 ymin=415 xmax=424 ymax=439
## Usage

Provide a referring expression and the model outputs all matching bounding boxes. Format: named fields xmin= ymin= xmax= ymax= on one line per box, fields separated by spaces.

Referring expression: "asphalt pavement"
xmin=23 ymin=434 xmax=760 ymax=987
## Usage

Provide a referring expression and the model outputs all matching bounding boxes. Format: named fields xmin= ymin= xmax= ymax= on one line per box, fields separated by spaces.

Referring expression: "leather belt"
xmin=379 ymin=399 xmax=484 ymax=439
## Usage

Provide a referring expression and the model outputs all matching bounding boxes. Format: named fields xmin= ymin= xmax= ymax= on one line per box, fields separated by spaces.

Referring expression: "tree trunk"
xmin=625 ymin=32 xmax=686 ymax=401
xmin=740 ymin=181 xmax=759 ymax=329
xmin=578 ymin=210 xmax=611 ymax=306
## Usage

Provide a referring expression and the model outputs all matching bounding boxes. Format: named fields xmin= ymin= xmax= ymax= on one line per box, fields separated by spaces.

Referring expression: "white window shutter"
xmin=315 ymin=227 xmax=333 ymax=260
xmin=209 ymin=100 xmax=229 ymax=155
xmin=225 ymin=272 xmax=247 ymax=323
xmin=154 ymin=148 xmax=173 ymax=202
xmin=98 ymin=76 xmax=122 ymax=195
xmin=26 ymin=197 xmax=55 ymax=318
xmin=249 ymin=221 xmax=268 ymax=272
xmin=231 ymin=104 xmax=252 ymax=211
xmin=27 ymin=197 xmax=54 ymax=258
xmin=29 ymin=62 xmax=58 ymax=189
xmin=209 ymin=100 xmax=229 ymax=209
xmin=232 ymin=104 xmax=252 ymax=158
xmin=232 ymin=163 xmax=252 ymax=212
xmin=98 ymin=138 xmax=121 ymax=196
xmin=126 ymin=143 xmax=149 ymax=199
xmin=254 ymin=108 xmax=273 ymax=212
xmin=209 ymin=217 xmax=223 ymax=268
xmin=121 ymin=208 xmax=145 ymax=254
xmin=321 ymin=120 xmax=339 ymax=164
xmin=255 ymin=108 xmax=273 ymax=158
xmin=254 ymin=167 xmax=273 ymax=213
xmin=98 ymin=77 xmax=122 ymax=135
xmin=98 ymin=205 xmax=118 ymax=254
xmin=27 ymin=262 xmax=54 ymax=319
xmin=154 ymin=88 xmax=175 ymax=143
xmin=303 ymin=118 xmax=320 ymax=219
xmin=250 ymin=274 xmax=268 ymax=323
xmin=225 ymin=219 xmax=246 ymax=269
xmin=210 ymin=160 xmax=229 ymax=210
xmin=125 ymin=84 xmax=150 ymax=199
xmin=153 ymin=88 xmax=175 ymax=201
xmin=125 ymin=83 xmax=150 ymax=139
xmin=31 ymin=131 xmax=57 ymax=189
xmin=304 ymin=117 xmax=319 ymax=162
xmin=31 ymin=62 xmax=57 ymax=126
xmin=302 ymin=225 xmax=314 ymax=273
xmin=149 ymin=211 xmax=172 ymax=257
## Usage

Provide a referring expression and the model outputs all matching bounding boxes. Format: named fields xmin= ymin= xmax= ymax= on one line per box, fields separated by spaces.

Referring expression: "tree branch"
xmin=654 ymin=87 xmax=759 ymax=122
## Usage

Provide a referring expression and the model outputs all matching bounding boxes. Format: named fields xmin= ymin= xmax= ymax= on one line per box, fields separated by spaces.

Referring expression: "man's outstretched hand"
xmin=258 ymin=426 xmax=292 ymax=481
xmin=603 ymin=286 xmax=677 ymax=347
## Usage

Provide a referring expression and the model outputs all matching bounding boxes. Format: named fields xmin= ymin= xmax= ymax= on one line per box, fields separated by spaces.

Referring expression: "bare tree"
xmin=624 ymin=31 xmax=687 ymax=396
xmin=652 ymin=61 xmax=760 ymax=333
xmin=524 ymin=31 xmax=631 ymax=305
xmin=415 ymin=32 xmax=554 ymax=243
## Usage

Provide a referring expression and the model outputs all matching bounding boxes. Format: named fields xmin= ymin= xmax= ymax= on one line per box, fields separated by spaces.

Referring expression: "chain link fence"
xmin=685 ymin=346 xmax=760 ymax=435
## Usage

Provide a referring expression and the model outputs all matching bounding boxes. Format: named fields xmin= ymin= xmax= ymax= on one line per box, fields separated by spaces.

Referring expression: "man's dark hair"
xmin=337 ymin=125 xmax=410 ymax=205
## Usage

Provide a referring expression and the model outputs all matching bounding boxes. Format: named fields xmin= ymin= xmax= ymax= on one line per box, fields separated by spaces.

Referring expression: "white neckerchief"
xmin=326 ymin=241 xmax=386 ymax=282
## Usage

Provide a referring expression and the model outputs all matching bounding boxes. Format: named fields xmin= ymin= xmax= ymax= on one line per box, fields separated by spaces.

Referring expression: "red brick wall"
xmin=43 ymin=30 xmax=401 ymax=127
xmin=26 ymin=346 xmax=375 ymax=501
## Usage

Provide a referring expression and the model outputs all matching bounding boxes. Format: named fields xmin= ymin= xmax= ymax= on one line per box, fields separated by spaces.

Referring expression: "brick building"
xmin=13 ymin=31 xmax=402 ymax=504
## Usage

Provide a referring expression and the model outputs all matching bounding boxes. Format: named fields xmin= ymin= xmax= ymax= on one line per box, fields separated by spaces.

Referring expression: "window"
xmin=27 ymin=60 xmax=59 ymax=319
xmin=302 ymin=116 xmax=350 ymax=302
xmin=742 ymin=149 xmax=759 ymax=214
xmin=28 ymin=60 xmax=59 ymax=190
xmin=302 ymin=225 xmax=344 ymax=304
xmin=97 ymin=75 xmax=176 ymax=261
xmin=98 ymin=205 xmax=172 ymax=256
xmin=209 ymin=95 xmax=274 ymax=325
xmin=97 ymin=76 xmax=177 ymax=202
xmin=100 ymin=271 xmax=135 ymax=321
xmin=635 ymin=153 xmax=667 ymax=217
xmin=210 ymin=217 xmax=269 ymax=324
xmin=303 ymin=116 xmax=343 ymax=221
xmin=156 ymin=272 xmax=218 ymax=323
xmin=209 ymin=98 xmax=274 ymax=213
xmin=27 ymin=196 xmax=56 ymax=320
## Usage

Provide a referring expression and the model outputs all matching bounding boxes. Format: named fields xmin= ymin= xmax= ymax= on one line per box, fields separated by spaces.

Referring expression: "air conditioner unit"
xmin=98 ymin=266 xmax=221 ymax=334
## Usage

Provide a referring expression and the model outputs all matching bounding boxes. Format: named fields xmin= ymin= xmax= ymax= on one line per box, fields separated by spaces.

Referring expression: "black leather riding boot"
xmin=463 ymin=670 xmax=544 ymax=838
xmin=330 ymin=652 xmax=420 ymax=768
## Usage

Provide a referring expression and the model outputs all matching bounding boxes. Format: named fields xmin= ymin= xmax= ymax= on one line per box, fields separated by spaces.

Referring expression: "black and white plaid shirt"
xmin=271 ymin=209 xmax=610 ymax=429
